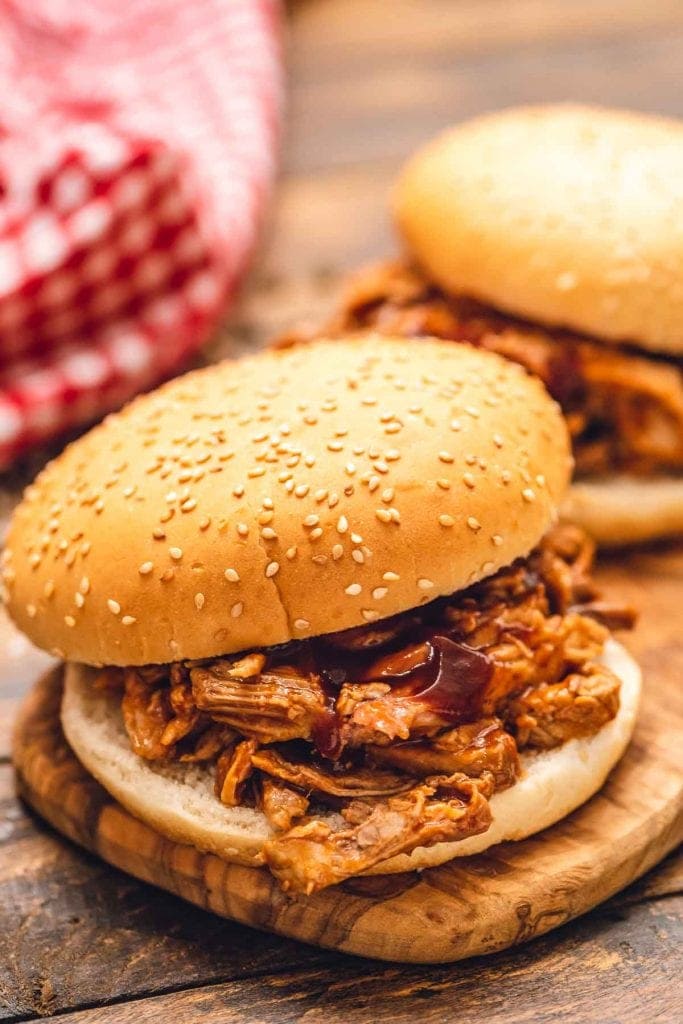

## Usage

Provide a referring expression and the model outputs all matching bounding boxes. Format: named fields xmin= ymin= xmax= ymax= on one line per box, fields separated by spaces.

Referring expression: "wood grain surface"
xmin=12 ymin=549 xmax=683 ymax=970
xmin=2 ymin=1 xmax=683 ymax=1019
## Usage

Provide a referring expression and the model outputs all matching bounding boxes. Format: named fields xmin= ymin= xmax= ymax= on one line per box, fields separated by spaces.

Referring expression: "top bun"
xmin=3 ymin=335 xmax=570 ymax=666
xmin=395 ymin=104 xmax=683 ymax=355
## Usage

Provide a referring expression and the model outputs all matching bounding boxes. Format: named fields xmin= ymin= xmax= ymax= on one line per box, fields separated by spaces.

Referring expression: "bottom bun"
xmin=61 ymin=638 xmax=641 ymax=877
xmin=562 ymin=475 xmax=683 ymax=546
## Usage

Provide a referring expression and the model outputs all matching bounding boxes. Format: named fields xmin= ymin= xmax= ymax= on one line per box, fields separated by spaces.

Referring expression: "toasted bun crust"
xmin=4 ymin=335 xmax=569 ymax=666
xmin=395 ymin=104 xmax=683 ymax=355
xmin=60 ymin=639 xmax=641 ymax=874
xmin=562 ymin=476 xmax=683 ymax=546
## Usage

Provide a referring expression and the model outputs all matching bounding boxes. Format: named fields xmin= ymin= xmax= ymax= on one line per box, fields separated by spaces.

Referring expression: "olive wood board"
xmin=12 ymin=550 xmax=683 ymax=964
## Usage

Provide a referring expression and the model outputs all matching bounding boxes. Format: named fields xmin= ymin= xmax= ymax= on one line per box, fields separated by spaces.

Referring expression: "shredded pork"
xmin=97 ymin=525 xmax=634 ymax=893
xmin=314 ymin=260 xmax=683 ymax=478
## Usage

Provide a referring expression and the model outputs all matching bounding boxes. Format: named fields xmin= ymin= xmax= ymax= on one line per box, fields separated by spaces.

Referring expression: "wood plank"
xmin=39 ymin=895 xmax=683 ymax=1024
xmin=0 ymin=761 xmax=338 ymax=1021
xmin=287 ymin=17 xmax=683 ymax=172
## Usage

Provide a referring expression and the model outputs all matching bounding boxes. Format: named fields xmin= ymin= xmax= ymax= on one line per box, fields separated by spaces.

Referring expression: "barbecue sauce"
xmin=307 ymin=629 xmax=494 ymax=760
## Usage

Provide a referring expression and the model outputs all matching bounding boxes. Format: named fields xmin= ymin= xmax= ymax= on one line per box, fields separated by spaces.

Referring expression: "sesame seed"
xmin=248 ymin=467 xmax=265 ymax=478
xmin=122 ymin=616 xmax=137 ymax=626
xmin=438 ymin=451 xmax=454 ymax=464
xmin=314 ymin=488 xmax=328 ymax=502
xmin=437 ymin=478 xmax=451 ymax=490
xmin=383 ymin=571 xmax=400 ymax=581
xmin=463 ymin=472 xmax=476 ymax=489
xmin=372 ymin=587 xmax=388 ymax=600
xmin=225 ymin=568 xmax=240 ymax=582
xmin=304 ymin=514 xmax=319 ymax=527
xmin=374 ymin=460 xmax=389 ymax=474
xmin=362 ymin=609 xmax=380 ymax=622
xmin=467 ymin=516 xmax=481 ymax=532
xmin=237 ymin=523 xmax=249 ymax=537
xmin=352 ymin=549 xmax=364 ymax=564
xmin=345 ymin=462 xmax=356 ymax=476
xmin=153 ymin=528 xmax=166 ymax=539
xmin=29 ymin=553 xmax=41 ymax=568
xmin=536 ymin=474 xmax=546 ymax=487
xmin=294 ymin=484 xmax=309 ymax=498
xmin=265 ymin=561 xmax=280 ymax=578
xmin=139 ymin=562 xmax=154 ymax=575
xmin=261 ymin=527 xmax=277 ymax=540
xmin=169 ymin=547 xmax=183 ymax=560
xmin=81 ymin=541 xmax=91 ymax=556
xmin=336 ymin=515 xmax=349 ymax=535
xmin=493 ymin=434 xmax=504 ymax=448
xmin=75 ymin=592 xmax=85 ymax=608
xmin=482 ymin=561 xmax=495 ymax=575
xmin=26 ymin=604 xmax=37 ymax=618
xmin=285 ymin=546 xmax=298 ymax=560
xmin=80 ymin=577 xmax=90 ymax=595
xmin=522 ymin=488 xmax=536 ymax=503
xmin=501 ymin=470 xmax=511 ymax=484
xmin=417 ymin=578 xmax=434 ymax=591
xmin=439 ymin=514 xmax=455 ymax=527
xmin=233 ymin=484 xmax=245 ymax=498
xmin=309 ymin=527 xmax=323 ymax=540
xmin=107 ymin=599 xmax=121 ymax=615
xmin=258 ymin=510 xmax=273 ymax=525
xmin=64 ymin=615 xmax=76 ymax=628
xmin=231 ymin=602 xmax=243 ymax=618
xmin=450 ymin=419 xmax=462 ymax=431
xmin=44 ymin=580 xmax=55 ymax=598
xmin=328 ymin=493 xmax=339 ymax=508
xmin=381 ymin=488 xmax=395 ymax=503
xmin=294 ymin=618 xmax=311 ymax=630
xmin=465 ymin=405 xmax=480 ymax=418
xmin=345 ymin=583 xmax=362 ymax=596
xmin=327 ymin=440 xmax=343 ymax=452
xmin=332 ymin=544 xmax=344 ymax=560
xmin=368 ymin=476 xmax=380 ymax=493
xmin=161 ymin=568 xmax=175 ymax=582
xmin=492 ymin=534 xmax=504 ymax=546
xmin=194 ymin=593 xmax=205 ymax=610
xmin=181 ymin=498 xmax=197 ymax=512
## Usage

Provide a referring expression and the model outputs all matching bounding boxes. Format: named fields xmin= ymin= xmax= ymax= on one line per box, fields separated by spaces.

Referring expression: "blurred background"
xmin=2 ymin=0 xmax=683 ymax=703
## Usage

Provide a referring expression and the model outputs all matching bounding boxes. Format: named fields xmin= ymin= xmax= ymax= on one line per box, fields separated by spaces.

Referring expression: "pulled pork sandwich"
xmin=333 ymin=105 xmax=683 ymax=545
xmin=4 ymin=336 xmax=640 ymax=894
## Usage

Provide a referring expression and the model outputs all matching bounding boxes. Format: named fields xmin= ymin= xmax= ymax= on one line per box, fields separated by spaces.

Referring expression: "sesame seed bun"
xmin=395 ymin=104 xmax=683 ymax=355
xmin=561 ymin=476 xmax=683 ymax=546
xmin=3 ymin=335 xmax=570 ymax=666
xmin=60 ymin=638 xmax=641 ymax=873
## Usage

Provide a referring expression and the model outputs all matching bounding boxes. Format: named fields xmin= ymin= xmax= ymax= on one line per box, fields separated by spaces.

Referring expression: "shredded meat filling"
xmin=318 ymin=260 xmax=683 ymax=477
xmin=99 ymin=525 xmax=634 ymax=893
xmin=262 ymin=774 xmax=493 ymax=894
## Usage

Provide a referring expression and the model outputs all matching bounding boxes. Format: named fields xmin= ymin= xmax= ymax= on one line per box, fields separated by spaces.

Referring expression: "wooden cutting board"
xmin=12 ymin=550 xmax=683 ymax=964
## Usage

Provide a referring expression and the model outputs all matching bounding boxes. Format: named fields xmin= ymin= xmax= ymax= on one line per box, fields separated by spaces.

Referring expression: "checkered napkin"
xmin=0 ymin=0 xmax=282 ymax=468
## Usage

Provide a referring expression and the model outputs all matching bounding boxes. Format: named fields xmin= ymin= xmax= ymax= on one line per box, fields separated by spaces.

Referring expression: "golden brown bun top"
xmin=395 ymin=104 xmax=683 ymax=354
xmin=4 ymin=335 xmax=570 ymax=666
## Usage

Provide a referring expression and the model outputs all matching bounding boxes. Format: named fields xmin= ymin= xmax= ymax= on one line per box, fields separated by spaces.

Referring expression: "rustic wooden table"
xmin=1 ymin=2 xmax=682 ymax=1020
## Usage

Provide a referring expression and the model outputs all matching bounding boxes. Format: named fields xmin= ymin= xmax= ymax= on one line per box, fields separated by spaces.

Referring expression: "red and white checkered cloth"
xmin=0 ymin=0 xmax=282 ymax=468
